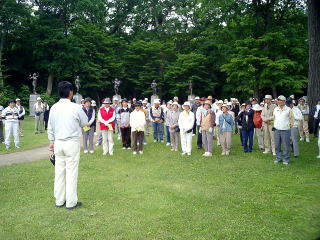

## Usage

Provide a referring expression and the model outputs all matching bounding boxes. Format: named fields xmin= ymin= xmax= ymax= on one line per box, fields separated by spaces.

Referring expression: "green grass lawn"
xmin=0 ymin=133 xmax=319 ymax=240
xmin=0 ymin=117 xmax=48 ymax=154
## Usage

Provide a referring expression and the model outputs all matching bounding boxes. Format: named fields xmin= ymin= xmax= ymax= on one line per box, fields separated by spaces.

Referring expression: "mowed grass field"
xmin=0 ymin=117 xmax=48 ymax=154
xmin=0 ymin=131 xmax=319 ymax=239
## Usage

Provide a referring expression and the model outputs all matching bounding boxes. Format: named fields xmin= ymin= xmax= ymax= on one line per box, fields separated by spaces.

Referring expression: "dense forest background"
xmin=0 ymin=0 xmax=310 ymax=106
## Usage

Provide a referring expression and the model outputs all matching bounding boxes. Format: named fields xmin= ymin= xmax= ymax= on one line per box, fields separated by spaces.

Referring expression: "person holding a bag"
xmin=178 ymin=102 xmax=195 ymax=156
xmin=167 ymin=102 xmax=180 ymax=152
xmin=98 ymin=98 xmax=115 ymax=156
xmin=200 ymin=100 xmax=216 ymax=157
xmin=219 ymin=104 xmax=234 ymax=155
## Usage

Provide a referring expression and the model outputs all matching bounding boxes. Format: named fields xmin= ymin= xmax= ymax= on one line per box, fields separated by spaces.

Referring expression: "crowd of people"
xmin=72 ymin=93 xmax=320 ymax=164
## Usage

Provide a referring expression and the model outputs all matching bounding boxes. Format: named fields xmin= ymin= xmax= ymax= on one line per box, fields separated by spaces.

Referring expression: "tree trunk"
xmin=253 ymin=88 xmax=260 ymax=100
xmin=0 ymin=34 xmax=4 ymax=88
xmin=46 ymin=72 xmax=54 ymax=96
xmin=307 ymin=0 xmax=320 ymax=133
xmin=272 ymin=87 xmax=277 ymax=99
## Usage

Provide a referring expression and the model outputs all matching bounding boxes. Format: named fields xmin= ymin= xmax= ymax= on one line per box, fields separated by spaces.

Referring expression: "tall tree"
xmin=307 ymin=0 xmax=320 ymax=132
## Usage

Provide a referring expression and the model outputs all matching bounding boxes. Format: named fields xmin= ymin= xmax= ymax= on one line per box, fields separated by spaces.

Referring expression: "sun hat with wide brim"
xmin=183 ymin=101 xmax=191 ymax=107
xmin=102 ymin=98 xmax=112 ymax=104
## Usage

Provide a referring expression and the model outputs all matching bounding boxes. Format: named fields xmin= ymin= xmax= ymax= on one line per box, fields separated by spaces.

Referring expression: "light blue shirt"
xmin=47 ymin=99 xmax=88 ymax=143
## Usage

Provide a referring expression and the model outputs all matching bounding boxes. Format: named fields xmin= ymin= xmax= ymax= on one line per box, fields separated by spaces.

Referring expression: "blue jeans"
xmin=152 ymin=122 xmax=164 ymax=141
xmin=242 ymin=129 xmax=254 ymax=152
xmin=165 ymin=125 xmax=170 ymax=143
xmin=274 ymin=129 xmax=291 ymax=163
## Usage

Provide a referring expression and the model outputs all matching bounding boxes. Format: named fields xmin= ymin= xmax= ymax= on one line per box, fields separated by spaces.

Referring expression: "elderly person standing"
xmin=142 ymin=100 xmax=151 ymax=136
xmin=195 ymin=97 xmax=206 ymax=149
xmin=117 ymin=98 xmax=132 ymax=149
xmin=130 ymin=101 xmax=146 ymax=154
xmin=164 ymin=101 xmax=173 ymax=146
xmin=34 ymin=97 xmax=45 ymax=134
xmin=313 ymin=99 xmax=320 ymax=138
xmin=261 ymin=95 xmax=276 ymax=155
xmin=219 ymin=104 xmax=234 ymax=155
xmin=98 ymin=98 xmax=115 ymax=156
xmin=297 ymin=97 xmax=310 ymax=142
xmin=200 ymin=100 xmax=216 ymax=157
xmin=238 ymin=102 xmax=255 ymax=153
xmin=273 ymin=95 xmax=295 ymax=165
xmin=191 ymin=97 xmax=201 ymax=135
xmin=0 ymin=103 xmax=4 ymax=143
xmin=178 ymin=102 xmax=195 ymax=156
xmin=15 ymin=99 xmax=25 ymax=137
xmin=215 ymin=100 xmax=224 ymax=146
xmin=287 ymin=98 xmax=303 ymax=158
xmin=167 ymin=102 xmax=180 ymax=152
xmin=150 ymin=99 xmax=164 ymax=143
xmin=82 ymin=98 xmax=96 ymax=154
xmin=253 ymin=104 xmax=264 ymax=150
xmin=47 ymin=81 xmax=89 ymax=210
xmin=2 ymin=100 xmax=20 ymax=149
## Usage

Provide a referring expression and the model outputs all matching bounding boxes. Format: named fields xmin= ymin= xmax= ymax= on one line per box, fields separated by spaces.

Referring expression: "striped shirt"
xmin=1 ymin=106 xmax=20 ymax=122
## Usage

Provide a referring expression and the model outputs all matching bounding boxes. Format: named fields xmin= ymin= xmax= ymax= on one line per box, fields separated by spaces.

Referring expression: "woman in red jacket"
xmin=253 ymin=104 xmax=264 ymax=150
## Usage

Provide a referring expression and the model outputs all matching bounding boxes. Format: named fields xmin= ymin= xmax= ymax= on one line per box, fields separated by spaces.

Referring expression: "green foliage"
xmin=40 ymin=93 xmax=59 ymax=107
xmin=0 ymin=0 xmax=309 ymax=101
xmin=0 ymin=84 xmax=15 ymax=106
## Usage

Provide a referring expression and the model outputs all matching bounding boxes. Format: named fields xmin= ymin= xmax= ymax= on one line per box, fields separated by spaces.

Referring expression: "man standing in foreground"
xmin=273 ymin=95 xmax=294 ymax=165
xmin=47 ymin=81 xmax=89 ymax=210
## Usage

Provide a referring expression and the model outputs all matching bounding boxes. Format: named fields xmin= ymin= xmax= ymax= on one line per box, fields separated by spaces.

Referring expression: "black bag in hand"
xmin=49 ymin=153 xmax=55 ymax=166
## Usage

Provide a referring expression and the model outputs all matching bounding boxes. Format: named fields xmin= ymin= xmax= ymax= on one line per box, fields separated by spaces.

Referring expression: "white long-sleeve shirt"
xmin=47 ymin=99 xmax=88 ymax=144
xmin=178 ymin=110 xmax=195 ymax=133
xmin=130 ymin=110 xmax=146 ymax=132
xmin=2 ymin=106 xmax=19 ymax=122
xmin=98 ymin=107 xmax=115 ymax=126
xmin=291 ymin=106 xmax=303 ymax=127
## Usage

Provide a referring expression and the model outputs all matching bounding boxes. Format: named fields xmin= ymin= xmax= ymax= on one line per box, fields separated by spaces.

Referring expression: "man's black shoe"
xmin=55 ymin=202 xmax=66 ymax=208
xmin=66 ymin=202 xmax=83 ymax=210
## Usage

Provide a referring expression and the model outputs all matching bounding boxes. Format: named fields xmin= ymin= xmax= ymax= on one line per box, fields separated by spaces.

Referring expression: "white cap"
xmin=195 ymin=96 xmax=200 ymax=100
xmin=113 ymin=97 xmax=119 ymax=101
xmin=253 ymin=104 xmax=263 ymax=111
xmin=218 ymin=100 xmax=223 ymax=104
xmin=37 ymin=97 xmax=42 ymax=101
xmin=264 ymin=95 xmax=272 ymax=99
xmin=183 ymin=101 xmax=191 ymax=107
xmin=172 ymin=102 xmax=179 ymax=106
xmin=154 ymin=99 xmax=160 ymax=104
xmin=144 ymin=98 xmax=148 ymax=101
xmin=167 ymin=100 xmax=173 ymax=104
xmin=173 ymin=96 xmax=178 ymax=100
xmin=16 ymin=98 xmax=21 ymax=102
xmin=142 ymin=100 xmax=147 ymax=104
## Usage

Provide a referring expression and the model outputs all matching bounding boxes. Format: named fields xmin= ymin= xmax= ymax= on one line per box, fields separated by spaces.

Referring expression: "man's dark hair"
xmin=58 ymin=81 xmax=73 ymax=98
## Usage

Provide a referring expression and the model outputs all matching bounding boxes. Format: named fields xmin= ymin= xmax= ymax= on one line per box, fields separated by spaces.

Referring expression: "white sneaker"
xmin=283 ymin=162 xmax=289 ymax=165
xmin=133 ymin=151 xmax=137 ymax=155
xmin=171 ymin=148 xmax=174 ymax=151
xmin=207 ymin=152 xmax=212 ymax=157
xmin=153 ymin=140 xmax=157 ymax=143
xmin=89 ymin=150 xmax=94 ymax=154
xmin=272 ymin=152 xmax=276 ymax=156
xmin=262 ymin=151 xmax=270 ymax=154
xmin=181 ymin=152 xmax=186 ymax=156
xmin=306 ymin=138 xmax=310 ymax=143
xmin=94 ymin=132 xmax=97 ymax=136
xmin=192 ymin=134 xmax=195 ymax=137
xmin=103 ymin=152 xmax=107 ymax=156
xmin=166 ymin=143 xmax=170 ymax=146
xmin=161 ymin=140 xmax=164 ymax=143
xmin=300 ymin=138 xmax=304 ymax=141
xmin=84 ymin=150 xmax=88 ymax=154
xmin=127 ymin=147 xmax=131 ymax=149
xmin=109 ymin=152 xmax=113 ymax=156
xmin=15 ymin=146 xmax=20 ymax=149
xmin=187 ymin=153 xmax=191 ymax=156
xmin=117 ymin=136 xmax=121 ymax=140
xmin=139 ymin=151 xmax=143 ymax=154
xmin=202 ymin=152 xmax=208 ymax=156
xmin=95 ymin=142 xmax=100 ymax=146
xmin=122 ymin=147 xmax=126 ymax=149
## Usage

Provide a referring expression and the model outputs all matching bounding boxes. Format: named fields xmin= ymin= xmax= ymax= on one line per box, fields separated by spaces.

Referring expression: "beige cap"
xmin=264 ymin=95 xmax=272 ymax=99
xmin=277 ymin=95 xmax=286 ymax=101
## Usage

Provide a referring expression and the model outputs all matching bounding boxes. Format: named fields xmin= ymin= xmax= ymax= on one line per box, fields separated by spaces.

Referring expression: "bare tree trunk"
xmin=254 ymin=88 xmax=260 ymax=100
xmin=0 ymin=34 xmax=4 ymax=88
xmin=307 ymin=0 xmax=320 ymax=133
xmin=46 ymin=72 xmax=54 ymax=96
xmin=272 ymin=87 xmax=277 ymax=99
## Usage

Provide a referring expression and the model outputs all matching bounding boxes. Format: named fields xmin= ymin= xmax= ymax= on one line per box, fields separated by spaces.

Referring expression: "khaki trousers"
xmin=220 ymin=131 xmax=232 ymax=154
xmin=102 ymin=130 xmax=114 ymax=154
xmin=54 ymin=140 xmax=80 ymax=208
xmin=35 ymin=114 xmax=44 ymax=133
xmin=255 ymin=128 xmax=264 ymax=149
xmin=170 ymin=131 xmax=180 ymax=151
xmin=263 ymin=124 xmax=275 ymax=154
xmin=19 ymin=120 xmax=24 ymax=136
xmin=298 ymin=120 xmax=309 ymax=139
